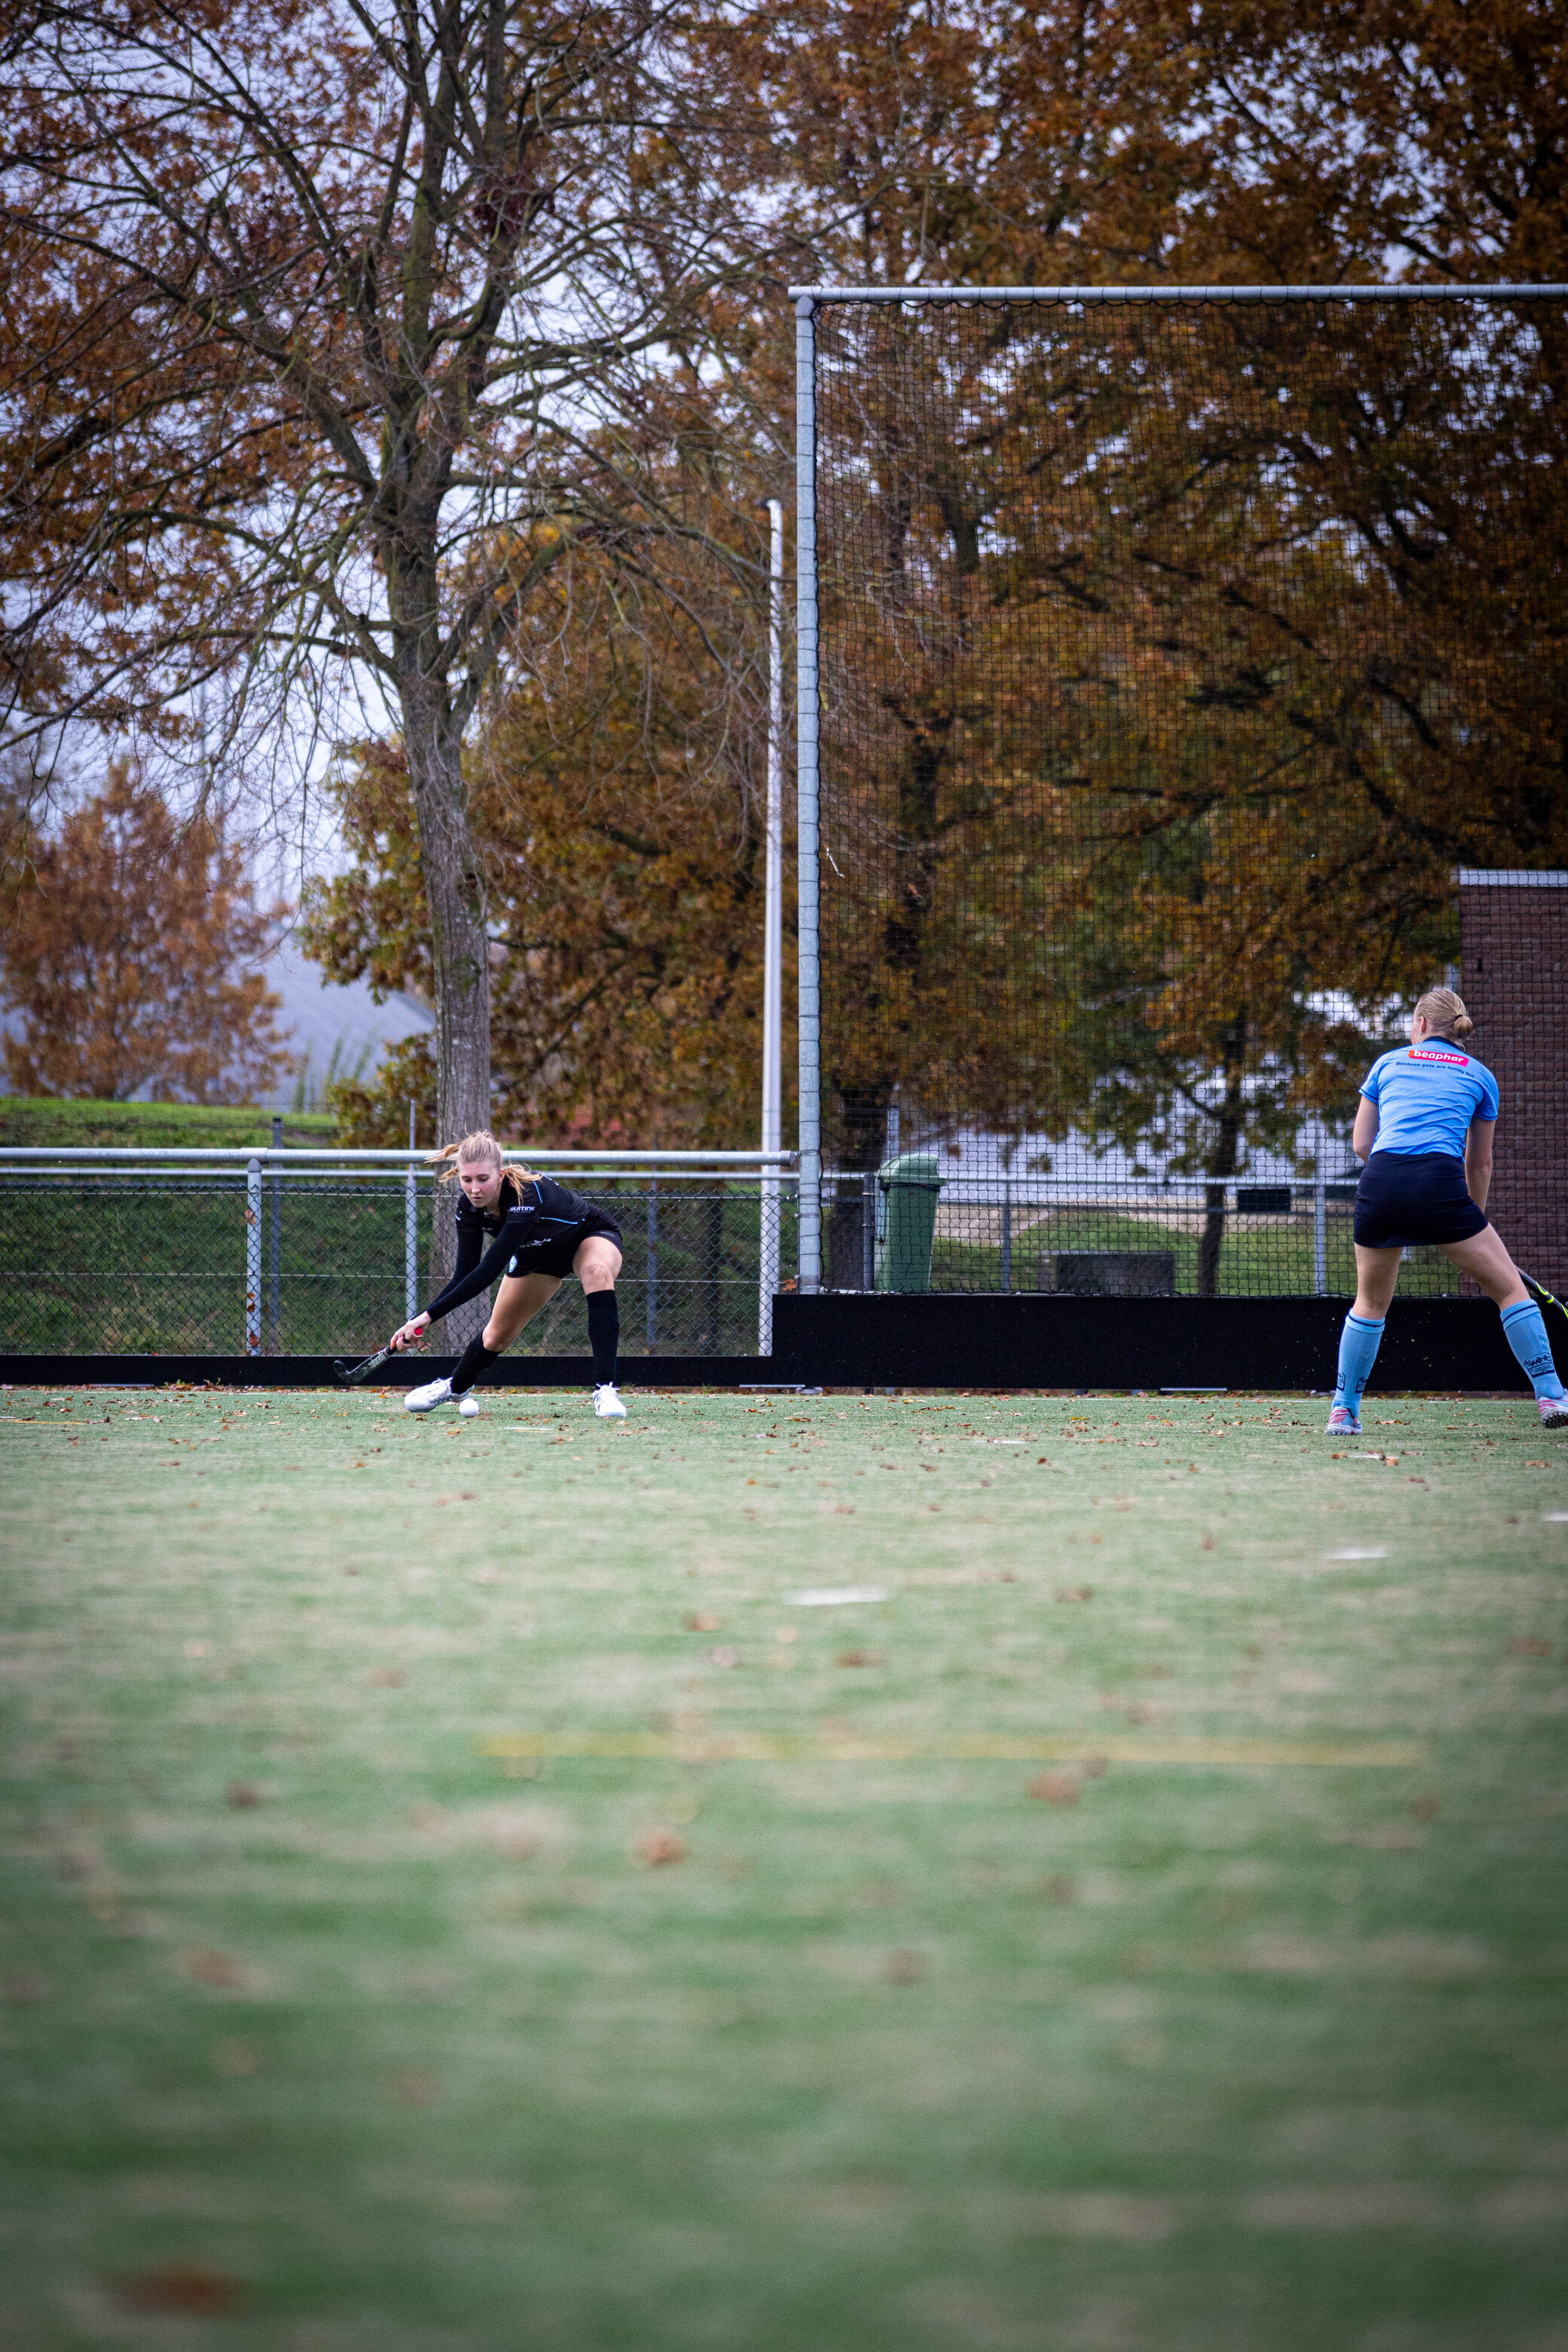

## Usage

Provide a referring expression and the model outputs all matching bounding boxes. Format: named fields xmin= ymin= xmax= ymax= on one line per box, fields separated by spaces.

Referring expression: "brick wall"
xmin=1458 ymin=873 xmax=1568 ymax=1292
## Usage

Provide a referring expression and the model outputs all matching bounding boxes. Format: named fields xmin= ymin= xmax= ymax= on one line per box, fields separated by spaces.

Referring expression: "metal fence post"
xmin=760 ymin=496 xmax=785 ymax=1357
xmin=269 ymin=1114 xmax=282 ymax=1350
xmin=245 ymin=1157 xmax=262 ymax=1354
xmin=1000 ymin=1184 xmax=1012 ymax=1293
xmin=1313 ymin=1161 xmax=1328 ymax=1297
xmin=758 ymin=1179 xmax=777 ymax=1356
xmin=405 ymin=1102 xmax=418 ymax=1323
xmin=645 ymin=1178 xmax=659 ymax=1349
xmin=795 ymin=292 xmax=822 ymax=1294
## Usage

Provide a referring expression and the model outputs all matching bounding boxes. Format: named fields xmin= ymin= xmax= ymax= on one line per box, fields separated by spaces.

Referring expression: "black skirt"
xmin=1353 ymin=1152 xmax=1487 ymax=1250
xmin=504 ymin=1211 xmax=624 ymax=1281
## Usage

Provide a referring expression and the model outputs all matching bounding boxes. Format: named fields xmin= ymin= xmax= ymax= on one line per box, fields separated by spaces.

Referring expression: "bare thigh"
xmin=483 ymin=1271 xmax=561 ymax=1349
xmin=1438 ymin=1223 xmax=1529 ymax=1309
xmin=574 ymin=1235 xmax=623 ymax=1291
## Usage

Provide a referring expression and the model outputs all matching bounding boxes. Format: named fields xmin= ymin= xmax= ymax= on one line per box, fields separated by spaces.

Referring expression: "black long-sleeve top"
xmin=421 ymin=1175 xmax=599 ymax=1325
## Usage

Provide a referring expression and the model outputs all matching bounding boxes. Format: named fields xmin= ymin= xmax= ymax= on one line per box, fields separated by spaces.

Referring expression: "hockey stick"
xmin=1521 ymin=1269 xmax=1568 ymax=1325
xmin=333 ymin=1340 xmax=406 ymax=1387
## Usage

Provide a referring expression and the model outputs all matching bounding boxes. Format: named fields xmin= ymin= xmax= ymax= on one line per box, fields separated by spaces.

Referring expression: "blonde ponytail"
xmin=1414 ymin=987 xmax=1475 ymax=1041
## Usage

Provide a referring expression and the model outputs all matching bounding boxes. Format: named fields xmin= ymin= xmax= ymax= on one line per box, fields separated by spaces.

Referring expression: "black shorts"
xmin=1353 ymin=1152 xmax=1488 ymax=1250
xmin=504 ymin=1212 xmax=623 ymax=1282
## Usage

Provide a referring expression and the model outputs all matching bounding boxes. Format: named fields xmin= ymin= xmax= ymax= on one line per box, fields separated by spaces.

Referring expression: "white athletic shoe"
xmin=406 ymin=1376 xmax=455 ymax=1414
xmin=593 ymin=1383 xmax=627 ymax=1419
xmin=457 ymin=1392 xmax=481 ymax=1419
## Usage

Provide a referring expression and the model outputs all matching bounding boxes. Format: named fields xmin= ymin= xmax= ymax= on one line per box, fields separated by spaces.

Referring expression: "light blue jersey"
xmin=1359 ymin=1041 xmax=1499 ymax=1159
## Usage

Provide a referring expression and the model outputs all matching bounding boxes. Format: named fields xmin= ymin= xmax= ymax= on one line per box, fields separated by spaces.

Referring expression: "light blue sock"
xmin=1500 ymin=1300 xmax=1566 ymax=1401
xmin=1333 ymin=1312 xmax=1385 ymax=1411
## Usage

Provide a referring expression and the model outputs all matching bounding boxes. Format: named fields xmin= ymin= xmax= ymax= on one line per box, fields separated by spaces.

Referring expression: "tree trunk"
xmin=1197 ymin=1052 xmax=1245 ymax=1297
xmin=399 ymin=665 xmax=492 ymax=1332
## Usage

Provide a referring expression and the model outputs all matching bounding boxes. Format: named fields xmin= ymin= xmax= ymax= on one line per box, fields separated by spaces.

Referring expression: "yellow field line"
xmin=478 ymin=1732 xmax=1423 ymax=1769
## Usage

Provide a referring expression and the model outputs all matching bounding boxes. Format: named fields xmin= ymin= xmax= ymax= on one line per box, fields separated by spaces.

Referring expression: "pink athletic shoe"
xmin=1325 ymin=1403 xmax=1361 ymax=1438
xmin=1539 ymin=1396 xmax=1568 ymax=1432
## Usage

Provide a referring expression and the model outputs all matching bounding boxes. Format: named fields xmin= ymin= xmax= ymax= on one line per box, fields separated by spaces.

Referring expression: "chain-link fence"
xmin=816 ymin=1167 xmax=1466 ymax=1298
xmin=0 ymin=1155 xmax=798 ymax=1358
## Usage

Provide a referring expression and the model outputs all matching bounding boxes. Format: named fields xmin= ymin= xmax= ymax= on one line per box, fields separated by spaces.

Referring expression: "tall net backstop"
xmin=793 ymin=286 xmax=1568 ymax=1303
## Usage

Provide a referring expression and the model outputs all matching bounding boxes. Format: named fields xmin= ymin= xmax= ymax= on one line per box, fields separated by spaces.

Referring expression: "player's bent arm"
xmin=415 ymin=1224 xmax=517 ymax=1328
xmin=1352 ymin=1097 xmax=1380 ymax=1161
xmin=1464 ymin=1116 xmax=1495 ymax=1211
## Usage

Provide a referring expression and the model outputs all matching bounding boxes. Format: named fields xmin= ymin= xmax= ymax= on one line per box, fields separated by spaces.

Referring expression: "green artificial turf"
xmin=2 ymin=1386 xmax=1566 ymax=2350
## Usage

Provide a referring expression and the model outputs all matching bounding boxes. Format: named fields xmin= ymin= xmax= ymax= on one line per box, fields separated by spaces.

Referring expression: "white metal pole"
xmin=406 ymin=1099 xmax=418 ymax=1324
xmin=245 ymin=1157 xmax=262 ymax=1355
xmin=795 ymin=296 xmax=822 ymax=1294
xmin=760 ymin=496 xmax=786 ymax=1352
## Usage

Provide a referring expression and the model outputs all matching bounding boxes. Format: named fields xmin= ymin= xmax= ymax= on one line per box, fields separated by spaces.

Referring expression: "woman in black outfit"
xmin=388 ymin=1130 xmax=625 ymax=1418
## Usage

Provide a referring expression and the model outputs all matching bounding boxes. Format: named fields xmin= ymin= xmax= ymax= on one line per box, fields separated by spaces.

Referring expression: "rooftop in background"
xmin=254 ymin=938 xmax=432 ymax=1110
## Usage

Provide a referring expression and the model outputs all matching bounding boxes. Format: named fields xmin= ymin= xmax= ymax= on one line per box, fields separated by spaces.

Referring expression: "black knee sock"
xmin=586 ymin=1289 xmax=618 ymax=1387
xmin=449 ymin=1336 xmax=498 ymax=1395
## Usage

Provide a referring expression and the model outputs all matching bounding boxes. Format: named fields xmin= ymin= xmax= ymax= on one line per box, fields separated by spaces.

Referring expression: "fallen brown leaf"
xmin=1508 ymin=1637 xmax=1552 ymax=1656
xmin=114 ymin=2266 xmax=240 ymax=2317
xmin=183 ymin=1947 xmax=243 ymax=1989
xmin=392 ymin=2067 xmax=440 ymax=2108
xmin=1055 ymin=1587 xmax=1094 ymax=1603
xmin=635 ymin=1827 xmax=688 ymax=1867
xmin=1 ymin=1972 xmax=46 ymax=2004
xmin=684 ymin=1612 xmax=722 ymax=1633
xmin=1410 ymin=1793 xmax=1441 ymax=1821
xmin=1027 ymin=1774 xmax=1080 ymax=1807
xmin=835 ymin=1649 xmax=885 ymax=1668
xmin=881 ymin=1949 xmax=924 ymax=1984
xmin=225 ymin=1782 xmax=262 ymax=1808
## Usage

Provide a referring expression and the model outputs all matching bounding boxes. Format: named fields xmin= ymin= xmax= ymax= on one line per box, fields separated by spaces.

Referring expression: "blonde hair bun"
xmin=1415 ymin=986 xmax=1473 ymax=1042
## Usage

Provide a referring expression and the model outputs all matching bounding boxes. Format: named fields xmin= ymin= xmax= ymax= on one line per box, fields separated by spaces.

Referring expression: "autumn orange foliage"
xmin=1 ymin=768 xmax=290 ymax=1104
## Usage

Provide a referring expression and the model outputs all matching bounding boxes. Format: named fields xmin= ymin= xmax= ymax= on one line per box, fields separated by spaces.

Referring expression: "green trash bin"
xmin=874 ymin=1151 xmax=944 ymax=1292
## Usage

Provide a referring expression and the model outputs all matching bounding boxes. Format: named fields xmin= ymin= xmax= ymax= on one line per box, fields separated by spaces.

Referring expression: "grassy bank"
xmin=0 ymin=1101 xmax=338 ymax=1150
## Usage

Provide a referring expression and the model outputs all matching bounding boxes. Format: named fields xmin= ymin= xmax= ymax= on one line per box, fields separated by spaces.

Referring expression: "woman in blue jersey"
xmin=387 ymin=1130 xmax=626 ymax=1420
xmin=1327 ymin=988 xmax=1567 ymax=1436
